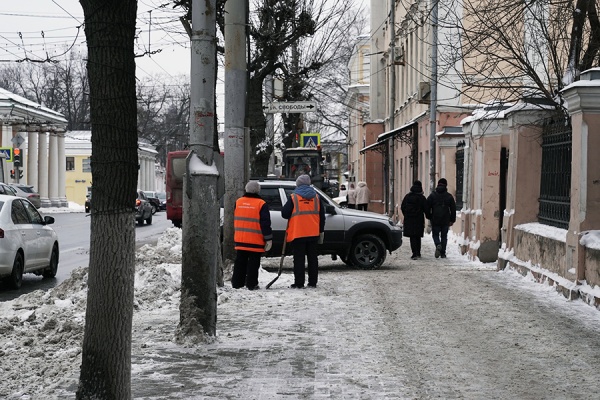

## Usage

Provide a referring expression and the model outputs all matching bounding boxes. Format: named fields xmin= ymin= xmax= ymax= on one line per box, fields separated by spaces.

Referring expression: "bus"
xmin=165 ymin=150 xmax=189 ymax=228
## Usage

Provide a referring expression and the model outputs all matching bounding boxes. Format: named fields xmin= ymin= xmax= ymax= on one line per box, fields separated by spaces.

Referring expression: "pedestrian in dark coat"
xmin=400 ymin=180 xmax=427 ymax=260
xmin=425 ymin=178 xmax=456 ymax=259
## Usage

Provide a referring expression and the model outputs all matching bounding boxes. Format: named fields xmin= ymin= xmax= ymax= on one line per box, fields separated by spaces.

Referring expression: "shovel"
xmin=266 ymin=231 xmax=287 ymax=289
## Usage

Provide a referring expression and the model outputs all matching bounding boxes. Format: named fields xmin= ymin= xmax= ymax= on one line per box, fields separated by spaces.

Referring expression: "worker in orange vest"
xmin=232 ymin=180 xmax=272 ymax=290
xmin=281 ymin=174 xmax=326 ymax=288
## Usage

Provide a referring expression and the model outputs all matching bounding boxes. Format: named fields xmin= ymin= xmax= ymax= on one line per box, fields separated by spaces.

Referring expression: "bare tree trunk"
xmin=76 ymin=0 xmax=139 ymax=398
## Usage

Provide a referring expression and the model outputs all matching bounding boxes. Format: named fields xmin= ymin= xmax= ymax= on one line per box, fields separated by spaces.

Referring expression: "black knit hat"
xmin=413 ymin=180 xmax=422 ymax=187
xmin=437 ymin=178 xmax=447 ymax=186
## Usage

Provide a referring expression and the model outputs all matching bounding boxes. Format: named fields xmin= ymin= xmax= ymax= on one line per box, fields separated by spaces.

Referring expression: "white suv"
xmin=257 ymin=179 xmax=403 ymax=269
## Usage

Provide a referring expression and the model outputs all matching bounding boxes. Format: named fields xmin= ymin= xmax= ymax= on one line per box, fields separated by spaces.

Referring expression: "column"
xmin=57 ymin=130 xmax=68 ymax=207
xmin=562 ymin=69 xmax=600 ymax=284
xmin=27 ymin=130 xmax=39 ymax=191
xmin=48 ymin=132 xmax=59 ymax=207
xmin=38 ymin=131 xmax=50 ymax=207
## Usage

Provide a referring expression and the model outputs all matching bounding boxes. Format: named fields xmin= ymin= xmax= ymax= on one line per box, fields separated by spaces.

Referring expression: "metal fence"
xmin=455 ymin=146 xmax=464 ymax=210
xmin=538 ymin=115 xmax=571 ymax=229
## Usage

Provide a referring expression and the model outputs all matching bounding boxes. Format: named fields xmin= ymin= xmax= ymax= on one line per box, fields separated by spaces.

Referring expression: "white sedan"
xmin=0 ymin=195 xmax=59 ymax=289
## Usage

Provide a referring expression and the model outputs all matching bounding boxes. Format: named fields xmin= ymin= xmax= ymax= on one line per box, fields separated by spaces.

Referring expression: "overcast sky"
xmin=0 ymin=0 xmax=192 ymax=78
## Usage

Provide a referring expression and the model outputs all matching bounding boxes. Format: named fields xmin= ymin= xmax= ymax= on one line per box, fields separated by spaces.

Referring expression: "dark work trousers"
xmin=409 ymin=236 xmax=422 ymax=257
xmin=431 ymin=225 xmax=449 ymax=255
xmin=292 ymin=238 xmax=319 ymax=287
xmin=231 ymin=250 xmax=262 ymax=289
xmin=347 ymin=204 xmax=356 ymax=209
xmin=357 ymin=204 xmax=368 ymax=211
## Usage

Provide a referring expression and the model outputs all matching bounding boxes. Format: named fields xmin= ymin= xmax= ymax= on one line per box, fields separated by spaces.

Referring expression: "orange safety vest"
xmin=234 ymin=196 xmax=267 ymax=252
xmin=286 ymin=193 xmax=320 ymax=242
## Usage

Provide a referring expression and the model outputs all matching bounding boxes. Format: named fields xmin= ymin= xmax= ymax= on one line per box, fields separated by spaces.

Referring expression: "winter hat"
xmin=245 ymin=180 xmax=260 ymax=194
xmin=437 ymin=178 xmax=447 ymax=186
xmin=413 ymin=180 xmax=422 ymax=187
xmin=296 ymin=174 xmax=311 ymax=186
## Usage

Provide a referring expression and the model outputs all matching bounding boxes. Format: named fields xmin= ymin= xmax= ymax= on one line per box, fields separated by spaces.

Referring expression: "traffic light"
xmin=13 ymin=148 xmax=21 ymax=168
xmin=10 ymin=169 xmax=14 ymax=179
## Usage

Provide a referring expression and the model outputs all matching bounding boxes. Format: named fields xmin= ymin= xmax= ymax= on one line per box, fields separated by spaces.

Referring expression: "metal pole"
xmin=223 ymin=0 xmax=248 ymax=262
xmin=389 ymin=4 xmax=396 ymax=217
xmin=429 ymin=0 xmax=438 ymax=192
xmin=180 ymin=0 xmax=218 ymax=335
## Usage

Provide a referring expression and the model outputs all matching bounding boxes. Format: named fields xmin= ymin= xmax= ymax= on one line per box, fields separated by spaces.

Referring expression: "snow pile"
xmin=0 ymin=229 xmax=188 ymax=399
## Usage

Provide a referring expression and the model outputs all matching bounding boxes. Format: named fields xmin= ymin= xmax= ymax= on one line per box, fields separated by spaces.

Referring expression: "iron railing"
xmin=455 ymin=147 xmax=464 ymax=209
xmin=538 ymin=115 xmax=571 ymax=229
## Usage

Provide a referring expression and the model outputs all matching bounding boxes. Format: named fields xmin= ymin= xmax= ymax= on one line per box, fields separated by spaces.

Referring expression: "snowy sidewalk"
xmin=3 ymin=228 xmax=600 ymax=399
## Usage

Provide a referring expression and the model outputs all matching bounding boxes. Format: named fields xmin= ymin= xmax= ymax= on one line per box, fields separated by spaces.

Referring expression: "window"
xmin=66 ymin=157 xmax=75 ymax=171
xmin=11 ymin=200 xmax=29 ymax=224
xmin=82 ymin=157 xmax=92 ymax=173
xmin=23 ymin=200 xmax=43 ymax=224
xmin=260 ymin=187 xmax=284 ymax=211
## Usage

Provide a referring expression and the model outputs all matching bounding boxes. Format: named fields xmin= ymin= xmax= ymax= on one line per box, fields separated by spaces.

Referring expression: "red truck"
xmin=165 ymin=150 xmax=189 ymax=228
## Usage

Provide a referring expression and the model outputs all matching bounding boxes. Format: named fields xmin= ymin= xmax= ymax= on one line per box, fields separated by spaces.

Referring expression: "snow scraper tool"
xmin=266 ymin=231 xmax=287 ymax=289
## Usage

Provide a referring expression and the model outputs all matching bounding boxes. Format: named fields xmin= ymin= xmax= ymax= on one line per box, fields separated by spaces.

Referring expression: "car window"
xmin=22 ymin=200 xmax=43 ymax=224
xmin=11 ymin=199 xmax=30 ymax=224
xmin=18 ymin=186 xmax=35 ymax=194
xmin=260 ymin=187 xmax=284 ymax=211
xmin=138 ymin=191 xmax=147 ymax=201
xmin=283 ymin=187 xmax=295 ymax=201
xmin=0 ymin=185 xmax=11 ymax=195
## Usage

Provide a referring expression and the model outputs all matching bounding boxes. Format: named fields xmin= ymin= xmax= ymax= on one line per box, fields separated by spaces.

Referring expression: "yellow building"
xmin=65 ymin=131 xmax=159 ymax=206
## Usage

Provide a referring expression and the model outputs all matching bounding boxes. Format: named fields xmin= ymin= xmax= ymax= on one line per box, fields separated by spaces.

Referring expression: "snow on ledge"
xmin=514 ymin=222 xmax=567 ymax=242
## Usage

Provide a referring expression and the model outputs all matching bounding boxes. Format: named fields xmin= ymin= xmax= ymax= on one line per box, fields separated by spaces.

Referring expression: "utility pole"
xmin=223 ymin=0 xmax=248 ymax=262
xmin=180 ymin=0 xmax=219 ymax=336
xmin=429 ymin=0 xmax=439 ymax=192
xmin=389 ymin=4 xmax=396 ymax=217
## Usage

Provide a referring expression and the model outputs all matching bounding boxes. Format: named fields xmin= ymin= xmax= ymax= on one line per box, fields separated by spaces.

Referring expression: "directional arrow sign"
xmin=263 ymin=101 xmax=317 ymax=114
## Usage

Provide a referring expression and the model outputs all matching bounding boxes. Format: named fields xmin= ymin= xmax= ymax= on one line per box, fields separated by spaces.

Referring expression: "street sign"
xmin=300 ymin=133 xmax=321 ymax=148
xmin=0 ymin=147 xmax=12 ymax=161
xmin=11 ymin=134 xmax=24 ymax=148
xmin=263 ymin=101 xmax=317 ymax=114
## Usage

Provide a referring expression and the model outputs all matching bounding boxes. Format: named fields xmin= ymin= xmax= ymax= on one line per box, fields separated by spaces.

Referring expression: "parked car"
xmin=143 ymin=191 xmax=161 ymax=214
xmin=9 ymin=184 xmax=41 ymax=209
xmin=0 ymin=195 xmax=59 ymax=289
xmin=85 ymin=193 xmax=91 ymax=213
xmin=0 ymin=183 xmax=16 ymax=196
xmin=256 ymin=179 xmax=403 ymax=269
xmin=136 ymin=190 xmax=153 ymax=225
xmin=156 ymin=192 xmax=166 ymax=211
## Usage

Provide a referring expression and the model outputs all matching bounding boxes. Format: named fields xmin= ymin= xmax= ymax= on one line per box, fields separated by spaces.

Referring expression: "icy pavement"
xmin=2 ymin=228 xmax=600 ymax=399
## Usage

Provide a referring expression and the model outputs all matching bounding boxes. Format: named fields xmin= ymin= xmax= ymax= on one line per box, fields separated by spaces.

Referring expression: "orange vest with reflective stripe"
xmin=286 ymin=193 xmax=320 ymax=242
xmin=234 ymin=196 xmax=266 ymax=252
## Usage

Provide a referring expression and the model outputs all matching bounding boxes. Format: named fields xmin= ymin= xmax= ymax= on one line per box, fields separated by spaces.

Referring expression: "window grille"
xmin=538 ymin=115 xmax=571 ymax=229
xmin=455 ymin=148 xmax=464 ymax=209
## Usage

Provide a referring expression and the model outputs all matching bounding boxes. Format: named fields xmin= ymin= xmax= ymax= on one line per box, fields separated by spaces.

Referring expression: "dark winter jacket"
xmin=425 ymin=185 xmax=457 ymax=227
xmin=400 ymin=184 xmax=427 ymax=238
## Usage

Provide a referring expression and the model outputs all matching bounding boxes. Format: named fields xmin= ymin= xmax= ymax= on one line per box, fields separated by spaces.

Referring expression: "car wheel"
xmin=137 ymin=217 xmax=144 ymax=226
xmin=8 ymin=252 xmax=24 ymax=289
xmin=146 ymin=213 xmax=153 ymax=225
xmin=349 ymin=234 xmax=386 ymax=269
xmin=43 ymin=245 xmax=59 ymax=278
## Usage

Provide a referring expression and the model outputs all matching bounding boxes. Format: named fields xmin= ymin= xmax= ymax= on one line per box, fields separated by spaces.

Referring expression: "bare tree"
xmin=0 ymin=56 xmax=90 ymax=130
xmin=76 ymin=0 xmax=139 ymax=397
xmin=435 ymin=0 xmax=600 ymax=109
